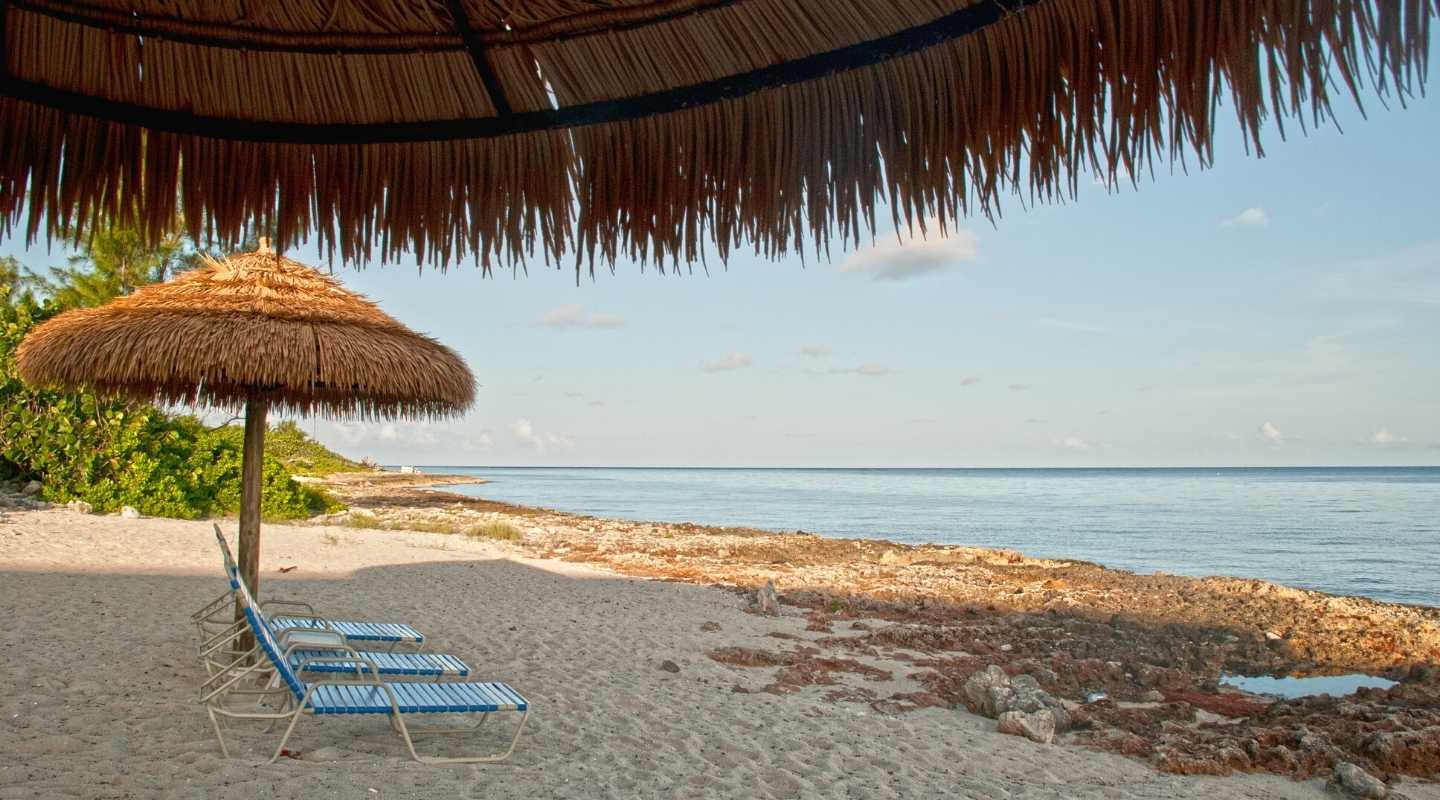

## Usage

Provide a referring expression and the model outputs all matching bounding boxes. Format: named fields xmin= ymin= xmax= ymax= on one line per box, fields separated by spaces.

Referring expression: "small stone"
xmin=997 ymin=709 xmax=1056 ymax=744
xmin=1085 ymin=692 xmax=1109 ymax=704
xmin=1141 ymin=689 xmax=1166 ymax=703
xmin=1265 ymin=631 xmax=1283 ymax=642
xmin=659 ymin=660 xmax=681 ymax=674
xmin=754 ymin=580 xmax=780 ymax=616
xmin=700 ymin=622 xmax=722 ymax=632
xmin=66 ymin=499 xmax=93 ymax=515
xmin=120 ymin=506 xmax=141 ymax=519
xmin=1326 ymin=762 xmax=1389 ymax=799
xmin=20 ymin=480 xmax=40 ymax=496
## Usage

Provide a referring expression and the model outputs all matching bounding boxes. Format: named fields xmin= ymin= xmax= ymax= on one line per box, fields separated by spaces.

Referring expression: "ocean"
xmin=424 ymin=466 xmax=1439 ymax=608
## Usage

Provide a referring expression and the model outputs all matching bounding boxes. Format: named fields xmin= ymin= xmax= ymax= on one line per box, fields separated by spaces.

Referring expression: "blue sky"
xmin=5 ymin=84 xmax=1438 ymax=468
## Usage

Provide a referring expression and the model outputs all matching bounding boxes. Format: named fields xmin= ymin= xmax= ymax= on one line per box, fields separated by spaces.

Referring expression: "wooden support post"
xmin=233 ymin=393 xmax=269 ymax=654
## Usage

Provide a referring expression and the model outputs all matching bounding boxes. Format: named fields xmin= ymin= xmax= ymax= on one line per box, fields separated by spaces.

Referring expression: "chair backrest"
xmin=212 ymin=525 xmax=243 ymax=591
xmin=232 ymin=573 xmax=305 ymax=699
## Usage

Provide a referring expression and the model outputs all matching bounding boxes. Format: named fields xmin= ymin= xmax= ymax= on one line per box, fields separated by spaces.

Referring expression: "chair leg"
xmin=395 ymin=708 xmax=529 ymax=764
xmin=268 ymin=706 xmax=309 ymax=764
xmin=206 ymin=706 xmax=230 ymax=758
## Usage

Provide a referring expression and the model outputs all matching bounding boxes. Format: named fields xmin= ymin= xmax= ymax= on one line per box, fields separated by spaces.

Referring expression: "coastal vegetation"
xmin=338 ymin=509 xmax=523 ymax=542
xmin=0 ymin=226 xmax=354 ymax=520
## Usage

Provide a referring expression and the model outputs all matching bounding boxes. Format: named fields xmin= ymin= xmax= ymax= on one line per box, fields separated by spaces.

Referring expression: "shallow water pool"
xmin=1221 ymin=673 xmax=1397 ymax=699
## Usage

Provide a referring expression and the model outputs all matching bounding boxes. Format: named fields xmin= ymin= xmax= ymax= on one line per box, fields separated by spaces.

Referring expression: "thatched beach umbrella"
xmin=15 ymin=242 xmax=475 ymax=601
xmin=0 ymin=1 xmax=1433 ymax=272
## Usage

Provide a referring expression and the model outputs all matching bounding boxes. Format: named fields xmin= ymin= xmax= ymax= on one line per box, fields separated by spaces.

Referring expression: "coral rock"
xmin=1326 ymin=762 xmax=1389 ymax=799
xmin=997 ymin=709 xmax=1057 ymax=744
xmin=754 ymin=580 xmax=781 ymax=616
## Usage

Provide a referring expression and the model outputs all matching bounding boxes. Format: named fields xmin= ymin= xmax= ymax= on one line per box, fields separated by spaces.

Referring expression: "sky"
xmin=4 ymin=81 xmax=1439 ymax=469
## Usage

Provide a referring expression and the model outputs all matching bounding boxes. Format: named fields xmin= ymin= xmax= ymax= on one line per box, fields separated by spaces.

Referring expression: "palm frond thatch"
xmin=0 ymin=0 xmax=1434 ymax=271
xmin=15 ymin=247 xmax=476 ymax=418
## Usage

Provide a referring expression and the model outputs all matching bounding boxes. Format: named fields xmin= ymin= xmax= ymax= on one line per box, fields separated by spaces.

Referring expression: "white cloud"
xmin=702 ymin=353 xmax=752 ymax=373
xmin=837 ymin=227 xmax=980 ymax=281
xmin=799 ymin=345 xmax=832 ymax=358
xmin=331 ymin=421 xmax=437 ymax=446
xmin=539 ymin=304 xmax=626 ymax=329
xmin=1008 ymin=384 xmax=1031 ymax=392
xmin=1223 ymin=207 xmax=1270 ymax=228
xmin=1259 ymin=421 xmax=1285 ymax=445
xmin=1371 ymin=428 xmax=1408 ymax=445
xmin=960 ymin=376 xmax=981 ymax=387
xmin=466 ymin=430 xmax=494 ymax=451
xmin=509 ymin=419 xmax=575 ymax=454
xmin=1057 ymin=436 xmax=1091 ymax=451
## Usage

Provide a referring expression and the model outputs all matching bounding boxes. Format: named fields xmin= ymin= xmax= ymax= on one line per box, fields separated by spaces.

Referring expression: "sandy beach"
xmin=2 ymin=488 xmax=1436 ymax=799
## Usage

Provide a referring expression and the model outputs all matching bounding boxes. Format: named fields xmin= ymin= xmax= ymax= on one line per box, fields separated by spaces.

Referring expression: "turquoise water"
xmin=1221 ymin=673 xmax=1397 ymax=699
xmin=422 ymin=466 xmax=1439 ymax=607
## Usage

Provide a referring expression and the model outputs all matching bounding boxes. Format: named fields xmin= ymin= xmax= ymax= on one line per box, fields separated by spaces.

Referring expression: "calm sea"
xmin=422 ymin=467 xmax=1439 ymax=608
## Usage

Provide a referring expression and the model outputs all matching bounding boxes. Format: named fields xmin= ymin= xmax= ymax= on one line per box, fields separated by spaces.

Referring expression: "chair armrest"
xmin=309 ymin=663 xmax=386 ymax=687
xmin=260 ymin=599 xmax=318 ymax=615
xmin=295 ymin=655 xmax=384 ymax=678
xmin=277 ymin=628 xmax=346 ymax=650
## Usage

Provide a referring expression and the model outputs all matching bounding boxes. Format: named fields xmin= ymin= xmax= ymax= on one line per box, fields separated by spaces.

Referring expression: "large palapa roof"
xmin=0 ymin=0 xmax=1434 ymax=272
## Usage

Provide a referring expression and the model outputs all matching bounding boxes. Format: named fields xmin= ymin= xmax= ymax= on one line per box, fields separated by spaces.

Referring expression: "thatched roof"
xmin=0 ymin=1 xmax=1434 ymax=273
xmin=15 ymin=245 xmax=476 ymax=417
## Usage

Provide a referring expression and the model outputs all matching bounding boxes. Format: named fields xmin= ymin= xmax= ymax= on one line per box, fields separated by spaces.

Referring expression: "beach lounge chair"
xmin=201 ymin=609 xmax=470 ymax=681
xmin=195 ymin=526 xmax=425 ymax=653
xmin=200 ymin=577 xmax=528 ymax=764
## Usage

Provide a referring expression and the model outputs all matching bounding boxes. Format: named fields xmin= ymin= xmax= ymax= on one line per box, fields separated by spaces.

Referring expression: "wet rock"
xmin=754 ymin=580 xmax=780 ymax=616
xmin=66 ymin=499 xmax=93 ymax=514
xmin=1326 ymin=762 xmax=1389 ymax=799
xmin=659 ymin=660 xmax=681 ymax=674
xmin=998 ymin=709 xmax=1057 ymax=744
xmin=20 ymin=480 xmax=40 ymax=496
xmin=120 ymin=506 xmax=141 ymax=519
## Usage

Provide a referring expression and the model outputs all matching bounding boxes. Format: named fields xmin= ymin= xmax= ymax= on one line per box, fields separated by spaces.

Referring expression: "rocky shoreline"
xmin=303 ymin=470 xmax=1440 ymax=790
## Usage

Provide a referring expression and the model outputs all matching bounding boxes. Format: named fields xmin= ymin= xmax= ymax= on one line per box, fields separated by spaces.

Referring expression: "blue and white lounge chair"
xmin=201 ymin=577 xmax=528 ymax=764
xmin=201 ymin=606 xmax=471 ymax=681
xmin=197 ymin=528 xmax=463 ymax=680
xmin=195 ymin=526 xmax=426 ymax=653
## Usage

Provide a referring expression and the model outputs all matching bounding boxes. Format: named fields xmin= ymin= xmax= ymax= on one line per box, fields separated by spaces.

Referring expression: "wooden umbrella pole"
xmin=233 ymin=392 xmax=269 ymax=653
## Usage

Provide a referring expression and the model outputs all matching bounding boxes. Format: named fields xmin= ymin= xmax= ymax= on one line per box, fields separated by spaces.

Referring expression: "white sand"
xmin=0 ymin=507 xmax=1423 ymax=799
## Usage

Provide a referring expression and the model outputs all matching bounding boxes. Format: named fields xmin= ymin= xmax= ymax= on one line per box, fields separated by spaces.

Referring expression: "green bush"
xmin=0 ymin=295 xmax=340 ymax=520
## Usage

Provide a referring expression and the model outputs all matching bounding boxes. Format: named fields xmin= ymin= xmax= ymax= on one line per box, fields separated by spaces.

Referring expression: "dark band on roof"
xmin=0 ymin=0 xmax=1041 ymax=144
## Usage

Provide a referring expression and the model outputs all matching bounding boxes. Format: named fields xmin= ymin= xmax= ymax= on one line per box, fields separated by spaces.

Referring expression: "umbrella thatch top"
xmin=0 ymin=1 xmax=1433 ymax=271
xmin=15 ymin=244 xmax=476 ymax=418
